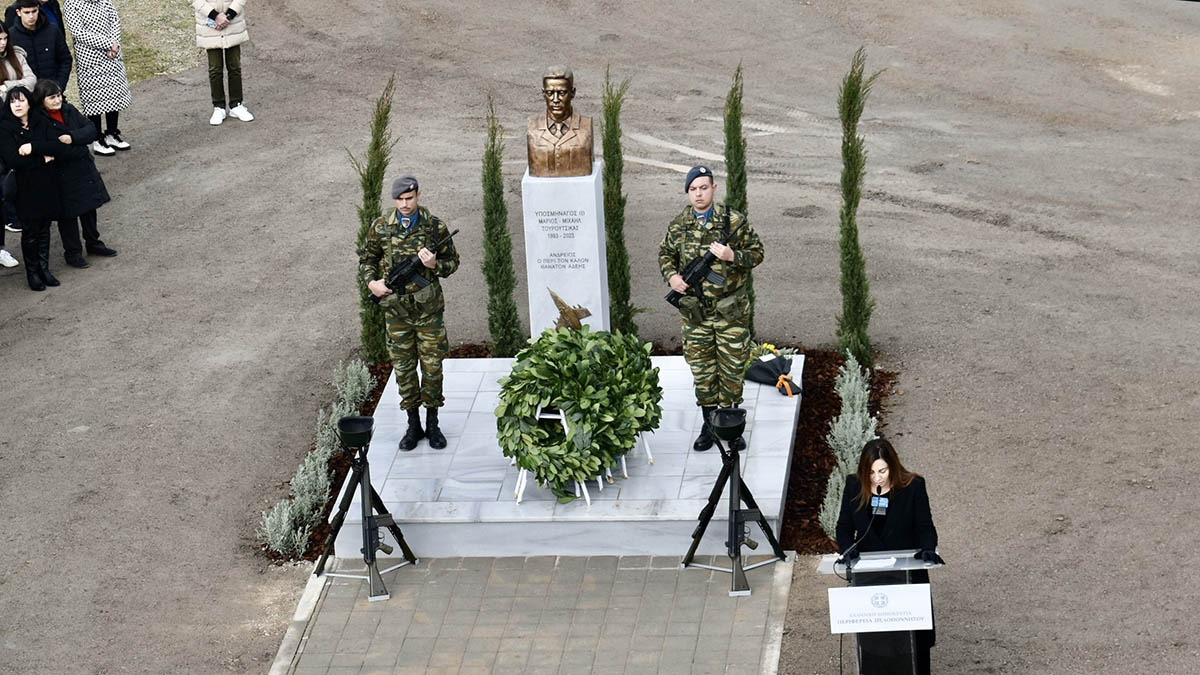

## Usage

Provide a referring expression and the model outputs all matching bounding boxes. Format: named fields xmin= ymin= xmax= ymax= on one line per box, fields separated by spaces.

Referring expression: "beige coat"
xmin=192 ymin=0 xmax=248 ymax=50
xmin=0 ymin=46 xmax=35 ymax=100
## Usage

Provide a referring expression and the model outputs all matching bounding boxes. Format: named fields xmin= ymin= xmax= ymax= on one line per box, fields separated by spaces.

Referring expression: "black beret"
xmin=391 ymin=174 xmax=419 ymax=199
xmin=684 ymin=165 xmax=713 ymax=193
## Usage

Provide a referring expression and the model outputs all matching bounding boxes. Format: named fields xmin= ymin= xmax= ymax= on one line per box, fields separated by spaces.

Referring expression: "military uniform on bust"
xmin=359 ymin=174 xmax=460 ymax=451
xmin=659 ymin=166 xmax=764 ymax=452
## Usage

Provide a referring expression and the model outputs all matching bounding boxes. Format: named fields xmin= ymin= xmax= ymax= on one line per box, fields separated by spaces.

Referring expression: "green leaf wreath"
xmin=495 ymin=327 xmax=663 ymax=500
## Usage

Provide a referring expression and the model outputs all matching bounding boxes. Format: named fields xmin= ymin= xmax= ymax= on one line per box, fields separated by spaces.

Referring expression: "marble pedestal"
xmin=331 ymin=355 xmax=804 ymax=558
xmin=521 ymin=162 xmax=609 ymax=334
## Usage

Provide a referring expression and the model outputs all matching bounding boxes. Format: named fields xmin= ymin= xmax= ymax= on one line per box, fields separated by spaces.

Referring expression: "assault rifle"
xmin=665 ymin=215 xmax=743 ymax=309
xmin=369 ymin=228 xmax=459 ymax=304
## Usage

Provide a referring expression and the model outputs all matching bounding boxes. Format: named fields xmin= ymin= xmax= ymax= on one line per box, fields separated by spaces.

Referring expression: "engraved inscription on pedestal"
xmin=521 ymin=163 xmax=609 ymax=334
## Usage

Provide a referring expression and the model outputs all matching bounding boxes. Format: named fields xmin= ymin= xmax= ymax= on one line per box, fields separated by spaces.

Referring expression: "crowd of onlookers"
xmin=0 ymin=0 xmax=254 ymax=290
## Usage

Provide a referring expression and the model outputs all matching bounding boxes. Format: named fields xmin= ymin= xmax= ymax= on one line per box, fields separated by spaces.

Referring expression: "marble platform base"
xmin=331 ymin=355 xmax=804 ymax=558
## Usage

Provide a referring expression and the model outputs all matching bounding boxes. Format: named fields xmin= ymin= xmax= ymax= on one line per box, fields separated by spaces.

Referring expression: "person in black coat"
xmin=837 ymin=438 xmax=940 ymax=674
xmin=7 ymin=0 xmax=69 ymax=90
xmin=0 ymin=84 xmax=65 ymax=289
xmin=33 ymin=78 xmax=113 ymax=267
xmin=4 ymin=0 xmax=62 ymax=32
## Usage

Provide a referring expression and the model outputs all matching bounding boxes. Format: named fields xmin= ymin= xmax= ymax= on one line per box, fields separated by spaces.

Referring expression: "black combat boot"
xmin=693 ymin=406 xmax=717 ymax=452
xmin=22 ymin=233 xmax=43 ymax=291
xmin=425 ymin=407 xmax=447 ymax=449
xmin=398 ymin=407 xmax=424 ymax=452
xmin=36 ymin=228 xmax=58 ymax=287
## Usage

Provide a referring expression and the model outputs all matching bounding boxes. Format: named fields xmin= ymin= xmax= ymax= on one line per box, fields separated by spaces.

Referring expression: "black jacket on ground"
xmin=0 ymin=111 xmax=65 ymax=221
xmin=7 ymin=11 xmax=70 ymax=90
xmin=38 ymin=103 xmax=107 ymax=217
xmin=4 ymin=1 xmax=63 ymax=33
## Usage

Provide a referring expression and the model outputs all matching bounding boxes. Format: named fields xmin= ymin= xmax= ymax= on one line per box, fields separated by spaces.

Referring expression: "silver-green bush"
xmin=257 ymin=358 xmax=375 ymax=556
xmin=257 ymin=500 xmax=305 ymax=556
xmin=818 ymin=352 xmax=877 ymax=539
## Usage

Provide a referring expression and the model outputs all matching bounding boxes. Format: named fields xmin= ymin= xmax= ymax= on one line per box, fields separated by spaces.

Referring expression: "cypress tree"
xmin=481 ymin=94 xmax=524 ymax=357
xmin=723 ymin=64 xmax=755 ymax=338
xmin=349 ymin=75 xmax=397 ymax=365
xmin=601 ymin=67 xmax=637 ymax=336
xmin=835 ymin=48 xmax=881 ymax=368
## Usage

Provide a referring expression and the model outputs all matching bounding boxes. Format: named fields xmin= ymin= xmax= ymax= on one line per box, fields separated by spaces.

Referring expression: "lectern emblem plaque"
xmin=871 ymin=593 xmax=889 ymax=608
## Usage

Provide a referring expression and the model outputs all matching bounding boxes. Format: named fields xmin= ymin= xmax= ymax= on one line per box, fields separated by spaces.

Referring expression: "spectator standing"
xmin=34 ymin=78 xmax=113 ymax=268
xmin=60 ymin=0 xmax=129 ymax=155
xmin=0 ymin=20 xmax=32 ymax=261
xmin=3 ymin=0 xmax=62 ymax=31
xmin=6 ymin=0 xmax=69 ymax=89
xmin=192 ymin=1 xmax=252 ymax=125
xmin=0 ymin=85 xmax=65 ymax=290
xmin=0 ymin=23 xmax=35 ymax=99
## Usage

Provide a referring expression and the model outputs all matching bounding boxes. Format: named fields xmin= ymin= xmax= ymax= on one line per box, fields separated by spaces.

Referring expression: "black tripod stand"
xmin=681 ymin=407 xmax=787 ymax=596
xmin=313 ymin=416 xmax=418 ymax=601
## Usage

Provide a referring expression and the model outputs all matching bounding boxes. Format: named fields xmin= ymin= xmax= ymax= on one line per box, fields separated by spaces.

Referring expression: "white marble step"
xmin=331 ymin=356 xmax=803 ymax=557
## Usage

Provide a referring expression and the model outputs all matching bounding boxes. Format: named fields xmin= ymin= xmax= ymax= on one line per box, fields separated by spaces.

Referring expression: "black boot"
xmin=36 ymin=227 xmax=58 ymax=287
xmin=425 ymin=407 xmax=447 ymax=449
xmin=21 ymin=233 xmax=43 ymax=291
xmin=693 ymin=406 xmax=717 ymax=452
xmin=398 ymin=407 xmax=424 ymax=452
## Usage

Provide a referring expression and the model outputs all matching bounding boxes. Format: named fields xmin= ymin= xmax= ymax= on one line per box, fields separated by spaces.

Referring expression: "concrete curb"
xmin=268 ymin=566 xmax=329 ymax=675
xmin=761 ymin=554 xmax=795 ymax=675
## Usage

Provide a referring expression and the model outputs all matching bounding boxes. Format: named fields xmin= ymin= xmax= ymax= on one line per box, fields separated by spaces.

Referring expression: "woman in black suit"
xmin=0 ymin=85 xmax=65 ymax=290
xmin=836 ymin=438 xmax=940 ymax=674
xmin=33 ymin=78 xmax=115 ymax=268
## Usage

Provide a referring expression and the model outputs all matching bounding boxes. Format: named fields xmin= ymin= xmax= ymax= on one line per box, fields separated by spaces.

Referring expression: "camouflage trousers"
xmin=681 ymin=314 xmax=751 ymax=407
xmin=386 ymin=310 xmax=449 ymax=410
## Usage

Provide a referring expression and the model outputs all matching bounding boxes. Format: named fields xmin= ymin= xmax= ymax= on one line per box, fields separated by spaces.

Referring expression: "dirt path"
xmin=1 ymin=0 xmax=1198 ymax=672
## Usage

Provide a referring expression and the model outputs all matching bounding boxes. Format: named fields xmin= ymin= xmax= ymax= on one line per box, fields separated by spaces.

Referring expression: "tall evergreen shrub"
xmin=723 ymin=64 xmax=755 ymax=338
xmin=481 ymin=94 xmax=524 ymax=357
xmin=835 ymin=48 xmax=881 ymax=368
xmin=601 ymin=67 xmax=637 ymax=336
xmin=350 ymin=75 xmax=397 ymax=365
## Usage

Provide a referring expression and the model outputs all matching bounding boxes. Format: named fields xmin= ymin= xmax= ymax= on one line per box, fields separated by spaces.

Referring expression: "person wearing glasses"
xmin=525 ymin=66 xmax=593 ymax=178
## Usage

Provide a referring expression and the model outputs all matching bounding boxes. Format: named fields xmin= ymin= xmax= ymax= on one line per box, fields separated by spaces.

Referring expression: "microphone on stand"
xmin=837 ymin=485 xmax=883 ymax=570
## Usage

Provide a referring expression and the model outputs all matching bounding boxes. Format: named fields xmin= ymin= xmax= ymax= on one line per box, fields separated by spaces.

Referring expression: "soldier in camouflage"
xmin=659 ymin=166 xmax=764 ymax=452
xmin=359 ymin=174 xmax=460 ymax=451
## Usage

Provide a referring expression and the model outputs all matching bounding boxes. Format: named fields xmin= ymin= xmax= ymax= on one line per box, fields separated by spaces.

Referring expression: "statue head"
xmin=541 ymin=66 xmax=575 ymax=123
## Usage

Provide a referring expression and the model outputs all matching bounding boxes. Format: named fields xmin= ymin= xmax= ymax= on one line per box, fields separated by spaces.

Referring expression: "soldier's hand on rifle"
xmin=418 ymin=248 xmax=437 ymax=269
xmin=668 ymin=274 xmax=689 ymax=294
xmin=708 ymin=242 xmax=735 ymax=262
xmin=367 ymin=279 xmax=392 ymax=297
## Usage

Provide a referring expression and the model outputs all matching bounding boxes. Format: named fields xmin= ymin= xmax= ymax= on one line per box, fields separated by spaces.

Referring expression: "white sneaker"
xmin=0 ymin=248 xmax=17 ymax=267
xmin=209 ymin=107 xmax=227 ymax=125
xmin=229 ymin=104 xmax=254 ymax=122
xmin=103 ymin=132 xmax=130 ymax=150
xmin=90 ymin=140 xmax=115 ymax=156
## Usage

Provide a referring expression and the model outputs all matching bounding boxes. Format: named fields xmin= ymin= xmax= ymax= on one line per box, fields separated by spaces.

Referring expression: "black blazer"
xmin=836 ymin=474 xmax=938 ymax=555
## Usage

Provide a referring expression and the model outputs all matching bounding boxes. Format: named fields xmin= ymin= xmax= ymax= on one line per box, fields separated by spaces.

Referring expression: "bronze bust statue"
xmin=526 ymin=67 xmax=594 ymax=177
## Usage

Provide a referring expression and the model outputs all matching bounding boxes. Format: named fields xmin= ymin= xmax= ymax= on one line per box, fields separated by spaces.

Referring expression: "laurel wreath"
xmin=495 ymin=327 xmax=663 ymax=501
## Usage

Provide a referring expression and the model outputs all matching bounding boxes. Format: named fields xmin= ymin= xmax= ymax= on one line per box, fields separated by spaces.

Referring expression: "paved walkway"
xmin=276 ymin=555 xmax=793 ymax=675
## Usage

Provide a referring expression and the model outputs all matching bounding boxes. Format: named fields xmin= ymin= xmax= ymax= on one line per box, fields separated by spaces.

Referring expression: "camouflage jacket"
xmin=658 ymin=203 xmax=763 ymax=301
xmin=358 ymin=206 xmax=460 ymax=295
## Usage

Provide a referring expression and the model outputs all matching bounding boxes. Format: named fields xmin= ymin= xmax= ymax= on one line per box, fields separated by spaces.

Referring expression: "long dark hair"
xmin=0 ymin=23 xmax=22 ymax=79
xmin=854 ymin=438 xmax=917 ymax=511
xmin=32 ymin=78 xmax=61 ymax=108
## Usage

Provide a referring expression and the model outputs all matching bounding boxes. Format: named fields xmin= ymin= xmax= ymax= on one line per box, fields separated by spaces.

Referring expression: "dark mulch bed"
xmin=273 ymin=341 xmax=894 ymax=562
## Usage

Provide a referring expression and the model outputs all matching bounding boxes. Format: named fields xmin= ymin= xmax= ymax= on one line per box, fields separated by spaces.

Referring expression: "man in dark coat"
xmin=4 ymin=0 xmax=62 ymax=32
xmin=8 ymin=0 xmax=70 ymax=90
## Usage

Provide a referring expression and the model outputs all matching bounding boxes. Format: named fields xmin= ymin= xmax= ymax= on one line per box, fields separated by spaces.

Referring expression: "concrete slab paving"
xmin=276 ymin=555 xmax=793 ymax=675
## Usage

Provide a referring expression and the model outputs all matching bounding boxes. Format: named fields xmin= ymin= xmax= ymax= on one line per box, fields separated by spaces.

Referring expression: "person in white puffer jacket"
xmin=192 ymin=0 xmax=252 ymax=125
